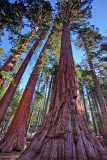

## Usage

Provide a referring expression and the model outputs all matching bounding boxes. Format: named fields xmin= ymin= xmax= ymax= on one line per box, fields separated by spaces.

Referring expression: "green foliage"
xmin=0 ymin=0 xmax=25 ymax=34
xmin=56 ymin=0 xmax=92 ymax=33
xmin=76 ymin=25 xmax=103 ymax=52
xmin=24 ymin=0 xmax=53 ymax=29
xmin=76 ymin=25 xmax=107 ymax=85
xmin=0 ymin=48 xmax=4 ymax=59
xmin=0 ymin=70 xmax=13 ymax=85
xmin=99 ymin=77 xmax=107 ymax=105
xmin=100 ymin=42 xmax=107 ymax=52
xmin=48 ymin=32 xmax=61 ymax=58
xmin=75 ymin=63 xmax=82 ymax=81
xmin=2 ymin=88 xmax=23 ymax=126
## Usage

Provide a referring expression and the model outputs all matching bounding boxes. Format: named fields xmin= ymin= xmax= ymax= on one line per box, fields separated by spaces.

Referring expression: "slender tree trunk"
xmin=0 ymin=31 xmax=53 ymax=153
xmin=17 ymin=23 xmax=107 ymax=160
xmin=50 ymin=75 xmax=56 ymax=99
xmin=81 ymin=83 xmax=89 ymax=123
xmin=0 ymin=30 xmax=44 ymax=123
xmin=42 ymin=77 xmax=52 ymax=121
xmin=41 ymin=79 xmax=49 ymax=118
xmin=89 ymin=59 xmax=107 ymax=135
xmin=83 ymin=97 xmax=89 ymax=123
xmin=26 ymin=98 xmax=37 ymax=136
xmin=26 ymin=76 xmax=42 ymax=135
xmin=0 ymin=26 xmax=38 ymax=86
xmin=30 ymin=106 xmax=42 ymax=137
xmin=34 ymin=108 xmax=41 ymax=132
xmin=85 ymin=45 xmax=107 ymax=135
xmin=91 ymin=93 xmax=104 ymax=136
xmin=91 ymin=95 xmax=103 ymax=135
xmin=86 ymin=85 xmax=97 ymax=133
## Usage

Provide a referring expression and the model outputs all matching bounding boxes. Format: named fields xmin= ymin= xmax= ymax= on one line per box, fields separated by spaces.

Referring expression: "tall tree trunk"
xmin=85 ymin=84 xmax=97 ymax=133
xmin=26 ymin=75 xmax=42 ymax=136
xmin=34 ymin=108 xmax=41 ymax=132
xmin=17 ymin=23 xmax=107 ymax=160
xmin=41 ymin=78 xmax=49 ymax=119
xmin=0 ymin=31 xmax=53 ymax=153
xmin=0 ymin=30 xmax=44 ymax=123
xmin=91 ymin=93 xmax=104 ymax=136
xmin=0 ymin=26 xmax=38 ymax=86
xmin=88 ymin=58 xmax=107 ymax=135
xmin=91 ymin=95 xmax=103 ymax=135
xmin=42 ymin=77 xmax=52 ymax=121
xmin=85 ymin=45 xmax=107 ymax=135
xmin=25 ymin=96 xmax=37 ymax=136
xmin=81 ymin=83 xmax=89 ymax=123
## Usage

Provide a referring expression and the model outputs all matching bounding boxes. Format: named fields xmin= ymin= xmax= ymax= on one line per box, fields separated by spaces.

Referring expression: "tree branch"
xmin=68 ymin=0 xmax=80 ymax=20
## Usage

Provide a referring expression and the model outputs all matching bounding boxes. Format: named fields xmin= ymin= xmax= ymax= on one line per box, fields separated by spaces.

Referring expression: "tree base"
xmin=17 ymin=102 xmax=107 ymax=160
xmin=0 ymin=130 xmax=26 ymax=153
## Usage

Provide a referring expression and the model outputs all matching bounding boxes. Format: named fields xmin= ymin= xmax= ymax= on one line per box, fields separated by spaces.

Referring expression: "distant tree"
xmin=76 ymin=26 xmax=107 ymax=136
xmin=0 ymin=30 xmax=44 ymax=123
xmin=0 ymin=30 xmax=53 ymax=152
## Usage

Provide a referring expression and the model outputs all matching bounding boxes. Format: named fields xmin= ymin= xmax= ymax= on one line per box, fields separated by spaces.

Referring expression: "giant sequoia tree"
xmin=15 ymin=1 xmax=107 ymax=160
xmin=0 ymin=30 xmax=53 ymax=152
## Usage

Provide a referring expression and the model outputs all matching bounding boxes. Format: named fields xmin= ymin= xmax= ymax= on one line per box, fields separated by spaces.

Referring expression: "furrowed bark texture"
xmin=89 ymin=59 xmax=107 ymax=136
xmin=17 ymin=23 xmax=107 ymax=160
xmin=0 ymin=32 xmax=52 ymax=153
xmin=0 ymin=30 xmax=44 ymax=123
xmin=0 ymin=27 xmax=38 ymax=86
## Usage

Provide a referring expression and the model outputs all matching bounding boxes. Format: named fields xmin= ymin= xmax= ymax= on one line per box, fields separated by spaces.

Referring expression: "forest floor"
xmin=0 ymin=133 xmax=33 ymax=160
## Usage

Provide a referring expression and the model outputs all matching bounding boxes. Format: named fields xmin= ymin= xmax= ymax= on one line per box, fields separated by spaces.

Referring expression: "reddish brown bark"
xmin=17 ymin=23 xmax=107 ymax=160
xmin=0 ymin=31 xmax=52 ymax=153
xmin=89 ymin=59 xmax=107 ymax=136
xmin=0 ymin=26 xmax=38 ymax=86
xmin=0 ymin=30 xmax=44 ymax=123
